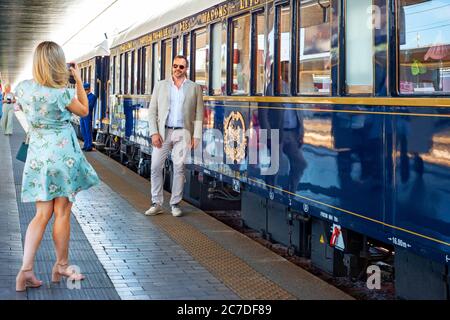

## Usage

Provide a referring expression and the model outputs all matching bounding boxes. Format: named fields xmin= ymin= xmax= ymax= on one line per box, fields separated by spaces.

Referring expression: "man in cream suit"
xmin=145 ymin=55 xmax=204 ymax=217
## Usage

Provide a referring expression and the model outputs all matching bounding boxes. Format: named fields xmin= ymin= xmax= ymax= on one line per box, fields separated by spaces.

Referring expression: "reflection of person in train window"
xmin=303 ymin=23 xmax=331 ymax=55
xmin=260 ymin=62 xmax=307 ymax=193
xmin=236 ymin=51 xmax=250 ymax=94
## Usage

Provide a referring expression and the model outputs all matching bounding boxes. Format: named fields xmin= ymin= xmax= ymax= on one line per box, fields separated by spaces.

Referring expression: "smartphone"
xmin=67 ymin=63 xmax=76 ymax=85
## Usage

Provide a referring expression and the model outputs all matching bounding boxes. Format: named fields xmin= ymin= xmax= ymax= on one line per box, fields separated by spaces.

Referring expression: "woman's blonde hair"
xmin=33 ymin=41 xmax=69 ymax=88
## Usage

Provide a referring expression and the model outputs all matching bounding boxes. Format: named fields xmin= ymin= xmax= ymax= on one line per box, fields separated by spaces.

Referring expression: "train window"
xmin=116 ymin=54 xmax=123 ymax=94
xmin=178 ymin=36 xmax=183 ymax=55
xmin=120 ymin=53 xmax=125 ymax=94
xmin=298 ymin=0 xmax=331 ymax=95
xmin=183 ymin=33 xmax=191 ymax=75
xmin=152 ymin=42 xmax=161 ymax=92
xmin=255 ymin=12 xmax=265 ymax=95
xmin=276 ymin=5 xmax=291 ymax=95
xmin=109 ymin=56 xmax=117 ymax=93
xmin=210 ymin=22 xmax=227 ymax=96
xmin=137 ymin=49 xmax=141 ymax=94
xmin=88 ymin=66 xmax=92 ymax=90
xmin=193 ymin=28 xmax=209 ymax=94
xmin=143 ymin=46 xmax=152 ymax=94
xmin=133 ymin=50 xmax=138 ymax=94
xmin=173 ymin=37 xmax=178 ymax=59
xmin=398 ymin=0 xmax=450 ymax=94
xmin=163 ymin=39 xmax=173 ymax=80
xmin=127 ymin=51 xmax=133 ymax=94
xmin=231 ymin=14 xmax=251 ymax=95
xmin=346 ymin=0 xmax=374 ymax=94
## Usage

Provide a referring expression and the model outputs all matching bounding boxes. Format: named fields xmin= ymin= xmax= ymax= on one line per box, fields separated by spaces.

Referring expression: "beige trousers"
xmin=1 ymin=104 xmax=14 ymax=135
xmin=151 ymin=128 xmax=191 ymax=206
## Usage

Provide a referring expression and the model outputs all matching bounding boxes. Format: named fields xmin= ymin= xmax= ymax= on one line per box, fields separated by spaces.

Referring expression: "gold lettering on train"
xmin=140 ymin=34 xmax=153 ymax=46
xmin=199 ymin=4 xmax=228 ymax=24
xmin=120 ymin=42 xmax=133 ymax=52
xmin=180 ymin=19 xmax=190 ymax=33
xmin=239 ymin=0 xmax=261 ymax=10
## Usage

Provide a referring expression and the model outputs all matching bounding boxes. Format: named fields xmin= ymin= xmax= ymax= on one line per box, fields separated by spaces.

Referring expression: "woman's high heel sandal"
xmin=16 ymin=269 xmax=43 ymax=292
xmin=51 ymin=263 xmax=86 ymax=283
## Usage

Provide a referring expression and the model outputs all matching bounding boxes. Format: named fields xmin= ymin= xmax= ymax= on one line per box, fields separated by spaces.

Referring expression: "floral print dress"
xmin=15 ymin=79 xmax=99 ymax=203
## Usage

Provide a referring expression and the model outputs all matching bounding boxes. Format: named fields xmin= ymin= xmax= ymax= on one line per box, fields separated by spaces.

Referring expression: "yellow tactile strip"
xmin=87 ymin=154 xmax=296 ymax=300
xmin=153 ymin=214 xmax=295 ymax=300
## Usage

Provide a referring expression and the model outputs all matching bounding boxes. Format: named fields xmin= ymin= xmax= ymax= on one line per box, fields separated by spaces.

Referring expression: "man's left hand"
xmin=191 ymin=138 xmax=200 ymax=149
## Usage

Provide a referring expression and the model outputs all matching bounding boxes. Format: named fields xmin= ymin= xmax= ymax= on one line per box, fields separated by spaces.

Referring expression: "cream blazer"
xmin=148 ymin=79 xmax=204 ymax=141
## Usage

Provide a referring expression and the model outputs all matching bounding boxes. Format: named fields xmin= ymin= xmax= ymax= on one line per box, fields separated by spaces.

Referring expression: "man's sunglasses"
xmin=173 ymin=64 xmax=186 ymax=70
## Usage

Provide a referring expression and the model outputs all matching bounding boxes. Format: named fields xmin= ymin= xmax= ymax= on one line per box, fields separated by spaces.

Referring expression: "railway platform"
xmin=0 ymin=118 xmax=352 ymax=301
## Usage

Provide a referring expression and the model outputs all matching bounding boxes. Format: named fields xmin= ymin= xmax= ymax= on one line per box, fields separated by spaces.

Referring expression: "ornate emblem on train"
xmin=224 ymin=111 xmax=247 ymax=163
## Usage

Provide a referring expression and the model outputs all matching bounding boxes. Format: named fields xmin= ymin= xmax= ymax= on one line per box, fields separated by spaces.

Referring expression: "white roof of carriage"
xmin=74 ymin=40 xmax=110 ymax=63
xmin=111 ymin=0 xmax=225 ymax=48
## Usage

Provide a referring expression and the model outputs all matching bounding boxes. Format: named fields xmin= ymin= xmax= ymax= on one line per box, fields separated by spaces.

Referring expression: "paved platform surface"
xmin=2 ymin=119 xmax=119 ymax=300
xmin=0 ymin=117 xmax=353 ymax=300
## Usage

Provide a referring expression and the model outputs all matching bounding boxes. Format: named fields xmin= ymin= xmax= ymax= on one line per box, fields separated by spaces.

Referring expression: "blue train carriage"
xmin=108 ymin=0 xmax=450 ymax=299
xmin=74 ymin=42 xmax=110 ymax=146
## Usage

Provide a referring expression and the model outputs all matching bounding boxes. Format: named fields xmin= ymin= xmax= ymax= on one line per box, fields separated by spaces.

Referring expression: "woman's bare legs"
xmin=21 ymin=200 xmax=54 ymax=269
xmin=52 ymin=197 xmax=71 ymax=265
xmin=52 ymin=197 xmax=84 ymax=281
xmin=16 ymin=200 xmax=54 ymax=291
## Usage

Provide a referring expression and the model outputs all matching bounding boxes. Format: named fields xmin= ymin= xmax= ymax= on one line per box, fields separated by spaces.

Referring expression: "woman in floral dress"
xmin=14 ymin=41 xmax=99 ymax=292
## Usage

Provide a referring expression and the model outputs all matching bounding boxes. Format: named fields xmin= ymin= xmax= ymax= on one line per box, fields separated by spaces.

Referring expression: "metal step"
xmin=93 ymin=142 xmax=105 ymax=148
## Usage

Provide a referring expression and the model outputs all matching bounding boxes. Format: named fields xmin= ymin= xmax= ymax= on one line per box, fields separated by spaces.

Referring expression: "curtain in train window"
xmin=255 ymin=12 xmax=265 ymax=95
xmin=152 ymin=42 xmax=161 ymax=93
xmin=127 ymin=51 xmax=133 ymax=94
xmin=398 ymin=0 xmax=450 ymax=94
xmin=194 ymin=28 xmax=209 ymax=94
xmin=116 ymin=53 xmax=125 ymax=94
xmin=346 ymin=0 xmax=374 ymax=94
xmin=211 ymin=22 xmax=227 ymax=96
xmin=116 ymin=55 xmax=121 ymax=94
xmin=277 ymin=5 xmax=291 ymax=95
xmin=111 ymin=56 xmax=116 ymax=94
xmin=232 ymin=14 xmax=251 ymax=95
xmin=163 ymin=39 xmax=173 ymax=80
xmin=120 ymin=53 xmax=125 ymax=94
xmin=178 ymin=36 xmax=184 ymax=55
xmin=133 ymin=50 xmax=139 ymax=94
xmin=298 ymin=0 xmax=331 ymax=95
xmin=143 ymin=46 xmax=152 ymax=94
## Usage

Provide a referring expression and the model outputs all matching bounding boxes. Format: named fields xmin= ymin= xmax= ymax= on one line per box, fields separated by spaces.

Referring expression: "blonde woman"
xmin=14 ymin=41 xmax=99 ymax=292
xmin=1 ymin=84 xmax=16 ymax=135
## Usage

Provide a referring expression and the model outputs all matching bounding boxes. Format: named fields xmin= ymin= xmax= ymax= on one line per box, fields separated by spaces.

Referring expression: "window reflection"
xmin=143 ymin=46 xmax=152 ymax=94
xmin=111 ymin=56 xmax=116 ymax=94
xmin=399 ymin=0 xmax=450 ymax=94
xmin=116 ymin=55 xmax=120 ymax=94
xmin=232 ymin=14 xmax=251 ymax=95
xmin=127 ymin=51 xmax=132 ymax=94
xmin=211 ymin=22 xmax=227 ymax=96
xmin=298 ymin=0 xmax=331 ymax=95
xmin=183 ymin=34 xmax=191 ymax=77
xmin=152 ymin=42 xmax=160 ymax=93
xmin=277 ymin=6 xmax=291 ymax=95
xmin=194 ymin=28 xmax=208 ymax=94
xmin=255 ymin=13 xmax=265 ymax=94
xmin=163 ymin=39 xmax=172 ymax=80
